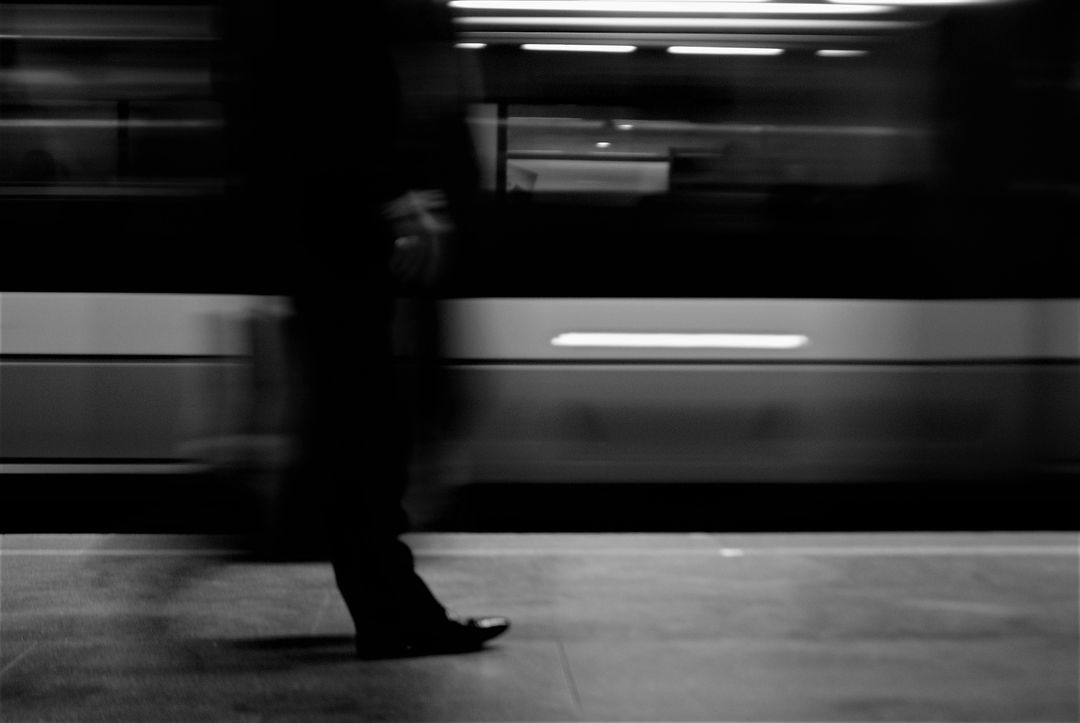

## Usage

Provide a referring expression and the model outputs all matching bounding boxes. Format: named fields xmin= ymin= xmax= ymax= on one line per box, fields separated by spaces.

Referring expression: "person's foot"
xmin=356 ymin=615 xmax=510 ymax=659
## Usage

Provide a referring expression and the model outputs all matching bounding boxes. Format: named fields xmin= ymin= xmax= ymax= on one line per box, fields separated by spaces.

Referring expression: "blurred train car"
xmin=0 ymin=0 xmax=266 ymax=528
xmin=1 ymin=0 xmax=1078 ymax=529
xmin=420 ymin=0 xmax=1080 ymax=489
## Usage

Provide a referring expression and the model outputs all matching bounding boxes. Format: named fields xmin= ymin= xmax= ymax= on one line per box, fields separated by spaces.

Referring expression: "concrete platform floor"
xmin=1 ymin=532 xmax=1077 ymax=722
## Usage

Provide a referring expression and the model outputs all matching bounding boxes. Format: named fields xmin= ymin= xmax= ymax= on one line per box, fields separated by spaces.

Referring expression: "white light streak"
xmin=596 ymin=141 xmax=612 ymax=147
xmin=455 ymin=42 xmax=488 ymax=48
xmin=522 ymin=42 xmax=637 ymax=51
xmin=459 ymin=17 xmax=918 ymax=30
xmin=669 ymin=45 xmax=783 ymax=55
xmin=550 ymin=332 xmax=810 ymax=349
xmin=450 ymin=1 xmax=892 ymax=13
xmin=816 ymin=48 xmax=868 ymax=57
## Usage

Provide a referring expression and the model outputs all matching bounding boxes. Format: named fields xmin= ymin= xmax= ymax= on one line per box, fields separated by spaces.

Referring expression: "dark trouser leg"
xmin=293 ymin=285 xmax=447 ymax=636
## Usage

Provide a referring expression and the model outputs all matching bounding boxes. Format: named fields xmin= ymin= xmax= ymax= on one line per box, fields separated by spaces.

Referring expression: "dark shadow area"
xmin=2 ymin=474 xmax=1076 ymax=534
xmin=420 ymin=480 xmax=1080 ymax=533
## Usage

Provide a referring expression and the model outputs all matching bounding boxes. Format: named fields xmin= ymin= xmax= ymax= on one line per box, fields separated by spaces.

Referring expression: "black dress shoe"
xmin=356 ymin=615 xmax=510 ymax=659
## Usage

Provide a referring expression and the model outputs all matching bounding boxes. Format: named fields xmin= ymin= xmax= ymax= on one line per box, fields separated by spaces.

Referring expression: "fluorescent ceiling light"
xmin=551 ymin=332 xmax=810 ymax=349
xmin=816 ymin=48 xmax=867 ymax=56
xmin=522 ymin=42 xmax=637 ymax=51
xmin=455 ymin=42 xmax=488 ymax=48
xmin=450 ymin=1 xmax=892 ymax=13
xmin=669 ymin=45 xmax=783 ymax=55
xmin=458 ymin=17 xmax=917 ymax=30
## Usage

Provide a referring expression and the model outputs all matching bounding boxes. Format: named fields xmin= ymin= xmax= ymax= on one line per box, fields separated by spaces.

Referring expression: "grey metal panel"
xmin=440 ymin=364 xmax=1059 ymax=483
xmin=0 ymin=361 xmax=245 ymax=459
xmin=0 ymin=293 xmax=264 ymax=356
xmin=440 ymin=299 xmax=1080 ymax=362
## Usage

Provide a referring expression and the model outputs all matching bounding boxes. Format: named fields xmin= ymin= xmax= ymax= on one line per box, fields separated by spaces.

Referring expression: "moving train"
xmin=1 ymin=0 xmax=1077 ymax=525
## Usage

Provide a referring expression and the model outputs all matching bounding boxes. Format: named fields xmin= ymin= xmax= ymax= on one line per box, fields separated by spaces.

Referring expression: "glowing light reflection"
xmin=816 ymin=48 xmax=868 ymax=56
xmin=668 ymin=45 xmax=783 ymax=55
xmin=522 ymin=42 xmax=637 ymax=51
xmin=450 ymin=0 xmax=891 ymax=13
xmin=458 ymin=17 xmax=917 ymax=30
xmin=550 ymin=333 xmax=810 ymax=349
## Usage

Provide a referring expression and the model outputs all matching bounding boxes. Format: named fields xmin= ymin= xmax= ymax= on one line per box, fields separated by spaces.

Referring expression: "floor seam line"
xmin=0 ymin=643 xmax=39 ymax=679
xmin=557 ymin=639 xmax=585 ymax=718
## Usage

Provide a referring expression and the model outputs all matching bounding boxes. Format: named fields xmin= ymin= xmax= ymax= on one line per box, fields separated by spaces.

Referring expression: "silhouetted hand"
xmin=383 ymin=189 xmax=453 ymax=287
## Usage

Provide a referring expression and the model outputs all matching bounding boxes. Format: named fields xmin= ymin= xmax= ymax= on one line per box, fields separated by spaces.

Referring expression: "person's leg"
xmin=290 ymin=289 xmax=438 ymax=611
xmin=292 ymin=285 xmax=507 ymax=656
xmin=319 ymin=361 xmax=449 ymax=635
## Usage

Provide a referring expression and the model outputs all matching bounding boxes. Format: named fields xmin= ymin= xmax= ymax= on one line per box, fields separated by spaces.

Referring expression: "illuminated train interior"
xmin=0 ymin=0 xmax=1078 ymax=529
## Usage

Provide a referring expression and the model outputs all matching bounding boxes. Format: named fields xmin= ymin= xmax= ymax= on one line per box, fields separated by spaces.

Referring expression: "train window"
xmin=452 ymin=0 xmax=1079 ymax=299
xmin=0 ymin=3 xmax=230 ymax=292
xmin=0 ymin=0 xmax=1074 ymax=296
xmin=126 ymin=100 xmax=224 ymax=181
xmin=0 ymin=4 xmax=221 ymax=189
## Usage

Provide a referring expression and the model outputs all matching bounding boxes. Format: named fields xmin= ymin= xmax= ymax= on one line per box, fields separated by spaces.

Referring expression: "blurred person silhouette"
xmin=219 ymin=0 xmax=507 ymax=657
